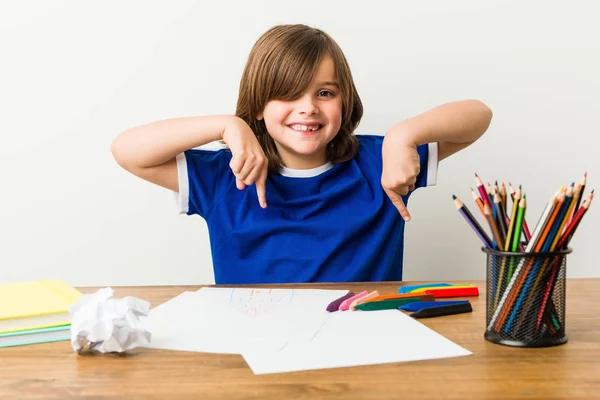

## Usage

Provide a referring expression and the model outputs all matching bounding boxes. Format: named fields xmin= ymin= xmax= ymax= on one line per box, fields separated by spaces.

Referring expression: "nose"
xmin=296 ymin=93 xmax=319 ymax=116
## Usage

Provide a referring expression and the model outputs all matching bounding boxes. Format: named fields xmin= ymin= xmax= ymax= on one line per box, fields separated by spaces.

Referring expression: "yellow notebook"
xmin=0 ymin=279 xmax=82 ymax=334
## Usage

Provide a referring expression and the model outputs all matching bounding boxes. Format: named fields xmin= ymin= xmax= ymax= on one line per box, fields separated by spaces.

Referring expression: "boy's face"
xmin=258 ymin=54 xmax=343 ymax=169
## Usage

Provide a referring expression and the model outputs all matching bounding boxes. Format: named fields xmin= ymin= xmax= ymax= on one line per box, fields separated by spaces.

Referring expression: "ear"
xmin=256 ymin=112 xmax=263 ymax=120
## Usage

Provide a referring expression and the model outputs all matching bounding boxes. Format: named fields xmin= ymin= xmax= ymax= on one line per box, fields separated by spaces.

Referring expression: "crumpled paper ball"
xmin=69 ymin=287 xmax=151 ymax=353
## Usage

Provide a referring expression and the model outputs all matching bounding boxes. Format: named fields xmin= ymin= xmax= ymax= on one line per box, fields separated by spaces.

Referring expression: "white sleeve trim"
xmin=193 ymin=140 xmax=229 ymax=150
xmin=426 ymin=142 xmax=438 ymax=186
xmin=174 ymin=153 xmax=189 ymax=214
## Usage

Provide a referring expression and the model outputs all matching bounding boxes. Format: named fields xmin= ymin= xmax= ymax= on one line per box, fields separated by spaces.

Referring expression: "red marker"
xmin=425 ymin=287 xmax=480 ymax=298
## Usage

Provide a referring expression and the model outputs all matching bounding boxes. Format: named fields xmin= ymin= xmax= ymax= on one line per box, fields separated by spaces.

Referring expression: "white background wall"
xmin=1 ymin=0 xmax=598 ymax=287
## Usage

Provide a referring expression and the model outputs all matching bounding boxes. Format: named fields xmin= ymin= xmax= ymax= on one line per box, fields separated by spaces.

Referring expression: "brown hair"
xmin=236 ymin=24 xmax=363 ymax=173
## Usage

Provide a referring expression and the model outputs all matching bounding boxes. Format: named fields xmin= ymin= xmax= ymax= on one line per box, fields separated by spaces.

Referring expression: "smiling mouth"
xmin=287 ymin=124 xmax=323 ymax=133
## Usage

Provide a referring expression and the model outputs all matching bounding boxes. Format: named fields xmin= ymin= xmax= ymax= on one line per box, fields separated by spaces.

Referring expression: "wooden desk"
xmin=0 ymin=280 xmax=599 ymax=399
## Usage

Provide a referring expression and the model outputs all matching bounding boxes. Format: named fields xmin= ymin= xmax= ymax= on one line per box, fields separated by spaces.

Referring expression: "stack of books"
xmin=0 ymin=279 xmax=82 ymax=348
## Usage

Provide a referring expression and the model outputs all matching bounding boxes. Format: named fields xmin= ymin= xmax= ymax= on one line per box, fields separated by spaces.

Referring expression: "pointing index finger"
xmin=255 ymin=170 xmax=267 ymax=208
xmin=384 ymin=187 xmax=411 ymax=221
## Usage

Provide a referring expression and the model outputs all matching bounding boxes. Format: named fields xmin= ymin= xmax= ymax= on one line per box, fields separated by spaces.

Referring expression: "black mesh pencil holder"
xmin=482 ymin=246 xmax=572 ymax=347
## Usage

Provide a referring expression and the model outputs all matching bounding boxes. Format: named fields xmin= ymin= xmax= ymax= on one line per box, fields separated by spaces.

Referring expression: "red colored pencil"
xmin=475 ymin=173 xmax=493 ymax=210
xmin=568 ymin=172 xmax=587 ymax=225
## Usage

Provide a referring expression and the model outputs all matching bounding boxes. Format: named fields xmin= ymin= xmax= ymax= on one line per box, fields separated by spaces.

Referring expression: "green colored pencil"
xmin=508 ymin=196 xmax=527 ymax=280
xmin=511 ymin=196 xmax=527 ymax=251
xmin=504 ymin=188 xmax=521 ymax=251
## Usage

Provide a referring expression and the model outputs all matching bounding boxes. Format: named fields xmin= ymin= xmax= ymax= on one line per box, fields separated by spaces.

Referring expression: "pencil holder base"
xmin=484 ymin=331 xmax=568 ymax=348
xmin=483 ymin=246 xmax=571 ymax=348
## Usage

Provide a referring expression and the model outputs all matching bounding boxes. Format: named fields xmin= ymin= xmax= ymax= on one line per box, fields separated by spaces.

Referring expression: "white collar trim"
xmin=279 ymin=161 xmax=334 ymax=178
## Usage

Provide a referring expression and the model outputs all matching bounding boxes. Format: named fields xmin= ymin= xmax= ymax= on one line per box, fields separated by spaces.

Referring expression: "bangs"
xmin=261 ymin=33 xmax=330 ymax=102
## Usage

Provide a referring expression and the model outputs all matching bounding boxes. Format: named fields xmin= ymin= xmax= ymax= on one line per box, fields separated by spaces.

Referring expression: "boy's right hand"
xmin=222 ymin=117 xmax=268 ymax=208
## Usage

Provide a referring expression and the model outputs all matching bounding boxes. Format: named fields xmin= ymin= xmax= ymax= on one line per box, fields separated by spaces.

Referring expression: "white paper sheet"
xmin=142 ymin=288 xmax=348 ymax=354
xmin=242 ymin=310 xmax=472 ymax=374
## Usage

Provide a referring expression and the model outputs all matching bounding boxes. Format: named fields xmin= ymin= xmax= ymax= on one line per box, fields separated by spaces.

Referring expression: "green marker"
xmin=354 ymin=298 xmax=421 ymax=311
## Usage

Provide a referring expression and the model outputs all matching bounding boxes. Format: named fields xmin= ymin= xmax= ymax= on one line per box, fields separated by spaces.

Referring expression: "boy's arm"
xmin=386 ymin=99 xmax=493 ymax=161
xmin=111 ymin=115 xmax=236 ymax=192
xmin=381 ymin=100 xmax=492 ymax=221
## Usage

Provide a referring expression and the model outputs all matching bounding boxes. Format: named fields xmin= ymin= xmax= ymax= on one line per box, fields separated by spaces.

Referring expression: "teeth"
xmin=290 ymin=124 xmax=320 ymax=132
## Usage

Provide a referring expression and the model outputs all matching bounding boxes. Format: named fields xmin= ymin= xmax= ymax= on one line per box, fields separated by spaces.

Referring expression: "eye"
xmin=317 ymin=90 xmax=335 ymax=97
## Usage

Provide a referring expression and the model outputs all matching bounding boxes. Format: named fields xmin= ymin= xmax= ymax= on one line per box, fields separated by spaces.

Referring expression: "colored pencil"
xmin=489 ymin=192 xmax=558 ymax=331
xmin=453 ymin=195 xmax=492 ymax=249
xmin=493 ymin=181 xmax=500 ymax=222
xmin=534 ymin=191 xmax=590 ymax=333
xmin=568 ymin=172 xmax=587 ymax=225
xmin=490 ymin=192 xmax=509 ymax=311
xmin=507 ymin=189 xmax=573 ymax=332
xmin=504 ymin=188 xmax=521 ymax=252
xmin=471 ymin=188 xmax=486 ymax=220
xmin=564 ymin=190 xmax=594 ymax=243
xmin=508 ymin=184 xmax=532 ymax=242
xmin=485 ymin=203 xmax=504 ymax=250
xmin=550 ymin=185 xmax=577 ymax=250
xmin=537 ymin=189 xmax=566 ymax=250
xmin=475 ymin=174 xmax=494 ymax=210
xmin=512 ymin=186 xmax=575 ymax=332
xmin=494 ymin=192 xmax=508 ymax=242
xmin=518 ymin=186 xmax=532 ymax=241
xmin=511 ymin=196 xmax=527 ymax=251
xmin=490 ymin=187 xmax=499 ymax=247
xmin=494 ymin=187 xmax=520 ymax=305
xmin=500 ymin=182 xmax=507 ymax=214
xmin=507 ymin=196 xmax=527 ymax=280
xmin=492 ymin=187 xmax=522 ymax=313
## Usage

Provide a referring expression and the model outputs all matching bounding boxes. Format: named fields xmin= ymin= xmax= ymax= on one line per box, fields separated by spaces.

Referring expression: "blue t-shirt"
xmin=176 ymin=135 xmax=438 ymax=284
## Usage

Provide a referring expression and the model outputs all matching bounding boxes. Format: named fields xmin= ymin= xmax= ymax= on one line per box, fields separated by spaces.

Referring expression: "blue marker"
xmin=398 ymin=300 xmax=470 ymax=312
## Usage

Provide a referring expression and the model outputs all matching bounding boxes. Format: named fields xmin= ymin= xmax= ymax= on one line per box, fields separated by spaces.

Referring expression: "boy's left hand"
xmin=381 ymin=134 xmax=420 ymax=221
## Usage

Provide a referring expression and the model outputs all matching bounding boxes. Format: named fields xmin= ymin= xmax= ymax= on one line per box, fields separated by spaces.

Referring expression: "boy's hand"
xmin=222 ymin=117 xmax=268 ymax=208
xmin=381 ymin=134 xmax=420 ymax=221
